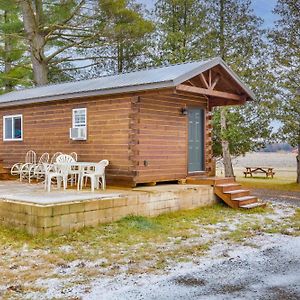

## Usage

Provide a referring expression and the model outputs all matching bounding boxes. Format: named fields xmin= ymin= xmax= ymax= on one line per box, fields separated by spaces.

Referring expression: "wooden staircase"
xmin=186 ymin=176 xmax=266 ymax=209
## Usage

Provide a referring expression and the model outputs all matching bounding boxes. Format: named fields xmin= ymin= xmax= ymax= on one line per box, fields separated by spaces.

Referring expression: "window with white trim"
xmin=72 ymin=108 xmax=87 ymax=128
xmin=3 ymin=114 xmax=23 ymax=141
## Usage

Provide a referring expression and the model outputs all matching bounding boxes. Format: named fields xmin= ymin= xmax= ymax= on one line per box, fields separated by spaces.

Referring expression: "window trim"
xmin=72 ymin=108 xmax=87 ymax=128
xmin=3 ymin=114 xmax=23 ymax=142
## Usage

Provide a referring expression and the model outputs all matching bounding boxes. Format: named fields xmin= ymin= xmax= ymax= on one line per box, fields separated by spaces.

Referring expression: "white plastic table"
xmin=55 ymin=162 xmax=98 ymax=190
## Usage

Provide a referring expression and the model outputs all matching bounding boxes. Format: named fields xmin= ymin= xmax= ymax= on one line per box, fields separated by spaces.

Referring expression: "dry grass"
xmin=0 ymin=204 xmax=268 ymax=298
xmin=236 ymin=175 xmax=300 ymax=192
xmin=0 ymin=202 xmax=297 ymax=299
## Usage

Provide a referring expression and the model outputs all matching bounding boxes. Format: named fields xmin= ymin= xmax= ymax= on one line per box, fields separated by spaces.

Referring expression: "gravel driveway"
xmin=84 ymin=235 xmax=300 ymax=300
xmin=253 ymin=188 xmax=300 ymax=207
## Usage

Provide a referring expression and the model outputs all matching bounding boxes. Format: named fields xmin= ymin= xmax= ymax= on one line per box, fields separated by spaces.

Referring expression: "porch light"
xmin=180 ymin=107 xmax=188 ymax=116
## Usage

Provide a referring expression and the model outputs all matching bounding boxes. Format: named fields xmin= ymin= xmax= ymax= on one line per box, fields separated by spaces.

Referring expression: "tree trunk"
xmin=218 ymin=0 xmax=234 ymax=177
xmin=20 ymin=0 xmax=48 ymax=85
xmin=221 ymin=107 xmax=234 ymax=177
xmin=297 ymin=143 xmax=300 ymax=184
xmin=4 ymin=11 xmax=13 ymax=92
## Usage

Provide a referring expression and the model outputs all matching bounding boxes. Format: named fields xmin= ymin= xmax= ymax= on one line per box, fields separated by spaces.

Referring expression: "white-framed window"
xmin=3 ymin=114 xmax=23 ymax=141
xmin=72 ymin=108 xmax=87 ymax=128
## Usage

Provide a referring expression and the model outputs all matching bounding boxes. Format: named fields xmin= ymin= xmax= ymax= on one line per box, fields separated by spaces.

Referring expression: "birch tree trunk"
xmin=221 ymin=107 xmax=234 ymax=177
xmin=297 ymin=142 xmax=300 ymax=184
xmin=219 ymin=0 xmax=234 ymax=177
xmin=20 ymin=0 xmax=48 ymax=85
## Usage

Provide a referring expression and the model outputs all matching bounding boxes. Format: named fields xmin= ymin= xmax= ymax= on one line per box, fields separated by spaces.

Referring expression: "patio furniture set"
xmin=10 ymin=150 xmax=109 ymax=192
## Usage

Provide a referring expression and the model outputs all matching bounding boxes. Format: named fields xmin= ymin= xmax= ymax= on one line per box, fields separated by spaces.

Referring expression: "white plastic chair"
xmin=50 ymin=152 xmax=63 ymax=164
xmin=11 ymin=150 xmax=36 ymax=177
xmin=13 ymin=150 xmax=37 ymax=181
xmin=56 ymin=154 xmax=75 ymax=188
xmin=70 ymin=152 xmax=78 ymax=161
xmin=32 ymin=152 xmax=50 ymax=182
xmin=68 ymin=152 xmax=79 ymax=186
xmin=80 ymin=160 xmax=109 ymax=192
xmin=43 ymin=163 xmax=65 ymax=192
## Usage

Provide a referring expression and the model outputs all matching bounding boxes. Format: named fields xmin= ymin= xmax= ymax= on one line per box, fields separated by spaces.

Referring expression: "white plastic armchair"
xmin=32 ymin=152 xmax=50 ymax=182
xmin=12 ymin=150 xmax=37 ymax=181
xmin=43 ymin=163 xmax=65 ymax=192
xmin=70 ymin=152 xmax=78 ymax=161
xmin=80 ymin=160 xmax=109 ymax=192
xmin=50 ymin=152 xmax=63 ymax=164
xmin=56 ymin=154 xmax=75 ymax=189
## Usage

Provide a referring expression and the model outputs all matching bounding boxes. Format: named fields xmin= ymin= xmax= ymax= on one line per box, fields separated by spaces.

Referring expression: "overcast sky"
xmin=140 ymin=0 xmax=278 ymax=28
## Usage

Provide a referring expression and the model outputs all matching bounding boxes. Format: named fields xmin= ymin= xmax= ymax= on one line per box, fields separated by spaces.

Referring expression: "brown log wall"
xmin=0 ymin=91 xmax=214 ymax=187
xmin=0 ymin=95 xmax=134 ymax=185
xmin=133 ymin=93 xmax=213 ymax=184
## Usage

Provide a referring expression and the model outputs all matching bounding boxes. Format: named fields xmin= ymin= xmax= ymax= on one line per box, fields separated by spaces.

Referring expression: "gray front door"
xmin=188 ymin=107 xmax=205 ymax=172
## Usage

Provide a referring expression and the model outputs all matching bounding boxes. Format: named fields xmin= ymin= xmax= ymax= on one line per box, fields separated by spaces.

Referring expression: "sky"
xmin=140 ymin=0 xmax=278 ymax=28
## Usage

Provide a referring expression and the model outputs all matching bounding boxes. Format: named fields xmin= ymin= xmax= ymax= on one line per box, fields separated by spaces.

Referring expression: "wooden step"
xmin=231 ymin=195 xmax=258 ymax=207
xmin=215 ymin=183 xmax=241 ymax=192
xmin=224 ymin=189 xmax=250 ymax=199
xmin=240 ymin=202 xmax=267 ymax=209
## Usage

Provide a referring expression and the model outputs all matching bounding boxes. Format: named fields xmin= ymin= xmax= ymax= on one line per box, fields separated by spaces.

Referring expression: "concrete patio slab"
xmin=0 ymin=181 xmax=122 ymax=204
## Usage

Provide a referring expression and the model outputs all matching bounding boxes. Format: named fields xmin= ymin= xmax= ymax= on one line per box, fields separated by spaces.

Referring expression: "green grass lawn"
xmin=236 ymin=175 xmax=300 ymax=192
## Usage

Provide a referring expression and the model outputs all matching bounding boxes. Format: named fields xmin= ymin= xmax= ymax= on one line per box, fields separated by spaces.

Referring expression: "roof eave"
xmin=0 ymin=80 xmax=176 ymax=108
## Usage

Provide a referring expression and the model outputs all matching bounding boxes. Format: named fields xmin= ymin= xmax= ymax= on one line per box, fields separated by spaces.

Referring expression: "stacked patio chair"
xmin=80 ymin=160 xmax=109 ymax=192
xmin=31 ymin=152 xmax=50 ymax=182
xmin=10 ymin=150 xmax=37 ymax=181
xmin=70 ymin=152 xmax=78 ymax=161
xmin=50 ymin=152 xmax=63 ymax=164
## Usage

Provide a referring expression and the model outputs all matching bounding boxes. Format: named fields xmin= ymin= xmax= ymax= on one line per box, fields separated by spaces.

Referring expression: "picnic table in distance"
xmin=244 ymin=166 xmax=275 ymax=178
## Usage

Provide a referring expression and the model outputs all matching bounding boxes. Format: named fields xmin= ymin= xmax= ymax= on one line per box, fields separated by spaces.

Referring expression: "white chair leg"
xmin=44 ymin=175 xmax=47 ymax=191
xmin=47 ymin=176 xmax=51 ymax=192
xmin=80 ymin=175 xmax=84 ymax=190
xmin=95 ymin=176 xmax=99 ymax=190
xmin=102 ymin=176 xmax=106 ymax=190
xmin=91 ymin=176 xmax=95 ymax=192
xmin=63 ymin=176 xmax=67 ymax=190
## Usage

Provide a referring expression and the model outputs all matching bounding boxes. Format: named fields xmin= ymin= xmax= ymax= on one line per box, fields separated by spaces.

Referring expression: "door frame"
xmin=186 ymin=105 xmax=206 ymax=176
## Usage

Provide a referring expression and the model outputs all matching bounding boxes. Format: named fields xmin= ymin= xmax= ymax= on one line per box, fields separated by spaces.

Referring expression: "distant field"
xmin=216 ymin=152 xmax=297 ymax=181
xmin=232 ymin=152 xmax=296 ymax=169
xmin=216 ymin=152 xmax=299 ymax=191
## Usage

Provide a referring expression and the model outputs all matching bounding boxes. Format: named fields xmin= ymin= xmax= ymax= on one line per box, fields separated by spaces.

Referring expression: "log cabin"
xmin=0 ymin=57 xmax=255 ymax=187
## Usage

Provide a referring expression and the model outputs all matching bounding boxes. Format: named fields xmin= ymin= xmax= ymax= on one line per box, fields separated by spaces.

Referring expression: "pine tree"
xmin=87 ymin=0 xmax=154 ymax=75
xmin=269 ymin=0 xmax=300 ymax=183
xmin=19 ymin=0 xmax=100 ymax=86
xmin=0 ymin=1 xmax=30 ymax=92
xmin=153 ymin=0 xmax=208 ymax=65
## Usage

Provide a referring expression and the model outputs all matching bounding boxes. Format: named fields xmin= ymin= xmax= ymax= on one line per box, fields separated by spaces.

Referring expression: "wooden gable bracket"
xmin=198 ymin=70 xmax=221 ymax=90
xmin=176 ymin=84 xmax=245 ymax=101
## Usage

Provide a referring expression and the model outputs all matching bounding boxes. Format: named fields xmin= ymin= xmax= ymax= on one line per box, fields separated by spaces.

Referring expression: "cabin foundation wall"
xmin=0 ymin=185 xmax=216 ymax=235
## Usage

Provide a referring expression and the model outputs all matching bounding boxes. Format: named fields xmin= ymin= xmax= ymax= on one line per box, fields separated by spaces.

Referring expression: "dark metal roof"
xmin=0 ymin=57 xmax=255 ymax=107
